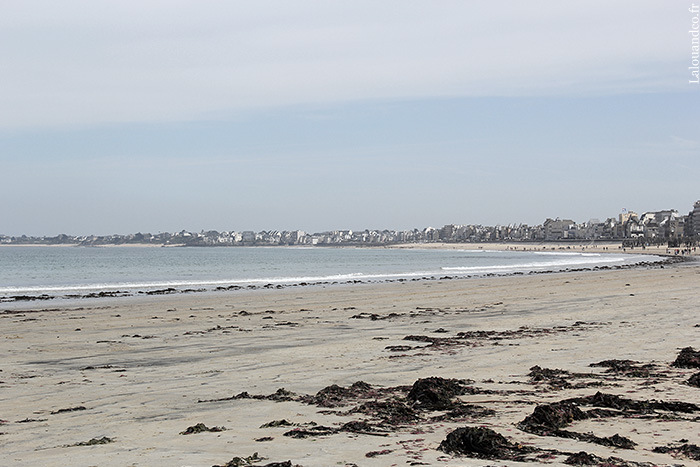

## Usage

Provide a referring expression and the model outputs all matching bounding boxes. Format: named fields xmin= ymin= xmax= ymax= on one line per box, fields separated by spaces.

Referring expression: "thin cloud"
xmin=0 ymin=1 xmax=686 ymax=130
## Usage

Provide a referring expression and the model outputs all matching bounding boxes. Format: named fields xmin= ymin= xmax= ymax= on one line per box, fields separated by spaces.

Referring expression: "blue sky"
xmin=1 ymin=1 xmax=698 ymax=235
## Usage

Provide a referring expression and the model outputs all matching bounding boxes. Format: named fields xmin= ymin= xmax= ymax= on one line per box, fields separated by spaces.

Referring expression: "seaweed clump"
xmin=180 ymin=423 xmax=226 ymax=435
xmin=406 ymin=376 xmax=474 ymax=410
xmin=438 ymin=426 xmax=534 ymax=461
xmin=212 ymin=453 xmax=297 ymax=467
xmin=687 ymin=372 xmax=700 ymax=387
xmin=672 ymin=347 xmax=700 ymax=368
xmin=589 ymin=359 xmax=658 ymax=378
xmin=653 ymin=442 xmax=700 ymax=460
xmin=519 ymin=401 xmax=587 ymax=434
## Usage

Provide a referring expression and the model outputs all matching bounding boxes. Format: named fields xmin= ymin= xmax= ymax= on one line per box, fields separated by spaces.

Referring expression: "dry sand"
xmin=1 ymin=260 xmax=699 ymax=466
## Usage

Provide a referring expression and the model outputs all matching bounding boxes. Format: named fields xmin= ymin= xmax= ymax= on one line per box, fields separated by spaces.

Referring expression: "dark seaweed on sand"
xmin=438 ymin=426 xmax=535 ymax=461
xmin=212 ymin=452 xmax=297 ymax=467
xmin=672 ymin=347 xmax=700 ymax=369
xmin=563 ymin=451 xmax=654 ymax=466
xmin=518 ymin=391 xmax=699 ymax=449
xmin=653 ymin=442 xmax=700 ymax=460
xmin=687 ymin=372 xmax=700 ymax=387
xmin=180 ymin=423 xmax=226 ymax=435
xmin=589 ymin=359 xmax=659 ymax=378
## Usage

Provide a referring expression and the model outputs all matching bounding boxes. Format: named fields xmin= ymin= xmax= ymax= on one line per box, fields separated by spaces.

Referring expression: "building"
xmin=692 ymin=200 xmax=700 ymax=238
xmin=543 ymin=218 xmax=575 ymax=240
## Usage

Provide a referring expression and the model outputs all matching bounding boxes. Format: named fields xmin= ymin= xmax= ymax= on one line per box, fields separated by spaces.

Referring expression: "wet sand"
xmin=1 ymin=260 xmax=699 ymax=466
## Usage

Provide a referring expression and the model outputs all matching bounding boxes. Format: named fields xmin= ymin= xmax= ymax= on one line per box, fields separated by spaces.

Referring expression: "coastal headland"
xmin=1 ymin=258 xmax=699 ymax=466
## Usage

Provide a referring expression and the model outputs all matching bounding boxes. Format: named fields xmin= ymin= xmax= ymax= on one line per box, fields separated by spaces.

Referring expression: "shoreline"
xmin=388 ymin=240 xmax=699 ymax=256
xmin=1 ymin=240 xmax=696 ymax=255
xmin=1 ymin=252 xmax=685 ymax=308
xmin=1 ymin=261 xmax=699 ymax=466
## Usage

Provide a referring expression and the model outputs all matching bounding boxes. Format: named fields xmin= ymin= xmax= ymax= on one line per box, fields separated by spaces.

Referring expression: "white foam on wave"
xmin=0 ymin=254 xmax=663 ymax=297
xmin=441 ymin=255 xmax=632 ymax=272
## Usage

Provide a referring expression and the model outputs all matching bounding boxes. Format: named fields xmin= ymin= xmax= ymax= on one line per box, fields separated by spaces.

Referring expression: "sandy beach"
xmin=1 ymin=259 xmax=699 ymax=466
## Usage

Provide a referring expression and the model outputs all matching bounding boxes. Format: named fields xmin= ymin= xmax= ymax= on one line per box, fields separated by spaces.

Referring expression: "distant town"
xmin=3 ymin=200 xmax=699 ymax=248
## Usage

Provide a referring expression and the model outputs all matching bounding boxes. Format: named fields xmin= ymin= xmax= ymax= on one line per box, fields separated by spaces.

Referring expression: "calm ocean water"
xmin=0 ymin=246 xmax=661 ymax=297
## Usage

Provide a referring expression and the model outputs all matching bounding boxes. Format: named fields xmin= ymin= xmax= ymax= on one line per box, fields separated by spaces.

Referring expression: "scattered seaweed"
xmin=199 ymin=388 xmax=297 ymax=403
xmin=519 ymin=401 xmax=588 ymax=433
xmin=590 ymin=359 xmax=659 ymax=378
xmin=519 ymin=391 xmax=698 ymax=449
xmin=568 ymin=391 xmax=699 ymax=414
xmin=351 ymin=312 xmax=403 ymax=320
xmin=406 ymin=376 xmax=475 ymax=410
xmin=672 ymin=347 xmax=700 ymax=369
xmin=563 ymin=451 xmax=652 ymax=466
xmin=365 ymin=449 xmax=392 ymax=457
xmin=652 ymin=442 xmax=700 ymax=460
xmin=687 ymin=372 xmax=700 ymax=387
xmin=300 ymin=381 xmax=375 ymax=408
xmin=51 ymin=406 xmax=87 ymax=415
xmin=437 ymin=426 xmax=535 ymax=461
xmin=260 ymin=419 xmax=294 ymax=428
xmin=350 ymin=398 xmax=420 ymax=425
xmin=212 ymin=452 xmax=264 ymax=467
xmin=66 ymin=436 xmax=114 ymax=447
xmin=180 ymin=423 xmax=226 ymax=435
xmin=401 ymin=323 xmax=603 ymax=352
xmin=283 ymin=424 xmax=337 ymax=438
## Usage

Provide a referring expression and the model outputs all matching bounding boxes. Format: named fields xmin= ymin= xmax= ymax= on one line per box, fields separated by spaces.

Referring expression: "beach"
xmin=1 ymin=259 xmax=699 ymax=466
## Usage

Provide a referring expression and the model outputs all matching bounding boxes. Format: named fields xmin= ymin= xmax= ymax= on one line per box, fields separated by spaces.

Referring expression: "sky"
xmin=1 ymin=1 xmax=699 ymax=236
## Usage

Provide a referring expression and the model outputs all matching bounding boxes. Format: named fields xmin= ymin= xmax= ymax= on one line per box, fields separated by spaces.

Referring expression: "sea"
xmin=0 ymin=245 xmax=662 ymax=300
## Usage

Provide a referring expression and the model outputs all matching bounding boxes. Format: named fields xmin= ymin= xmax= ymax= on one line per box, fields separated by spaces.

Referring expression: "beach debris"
xmin=283 ymin=424 xmax=337 ymax=438
xmin=179 ymin=423 xmax=226 ymax=435
xmin=589 ymin=359 xmax=659 ymax=378
xmin=4 ymin=294 xmax=52 ymax=302
xmin=400 ymin=322 xmax=605 ymax=353
xmin=282 ymin=419 xmax=389 ymax=438
xmin=528 ymin=365 xmax=574 ymax=388
xmin=212 ymin=452 xmax=264 ymax=466
xmin=385 ymin=345 xmax=414 ymax=352
xmin=65 ymin=436 xmax=115 ymax=447
xmin=437 ymin=426 xmax=534 ymax=461
xmin=216 ymin=457 xmax=295 ymax=467
xmin=351 ymin=312 xmax=403 ymax=320
xmin=518 ymin=401 xmax=636 ymax=449
xmin=142 ymin=288 xmax=177 ymax=295
xmin=80 ymin=291 xmax=129 ymax=298
xmin=519 ymin=401 xmax=587 ymax=433
xmin=204 ymin=377 xmax=497 ymax=441
xmin=300 ymin=381 xmax=375 ymax=408
xmin=518 ymin=391 xmax=698 ymax=449
xmin=199 ymin=388 xmax=297 ymax=403
xmin=568 ymin=391 xmax=699 ymax=414
xmin=672 ymin=347 xmax=700 ymax=368
xmin=562 ymin=451 xmax=654 ymax=466
xmin=350 ymin=398 xmax=420 ymax=425
xmin=260 ymin=419 xmax=294 ymax=428
xmin=254 ymin=436 xmax=274 ymax=442
xmin=687 ymin=372 xmax=700 ymax=387
xmin=50 ymin=406 xmax=87 ymax=415
xmin=81 ymin=365 xmax=115 ymax=371
xmin=652 ymin=442 xmax=700 ymax=460
xmin=365 ymin=449 xmax=392 ymax=457
xmin=563 ymin=451 xmax=598 ymax=465
xmin=406 ymin=376 xmax=475 ymax=410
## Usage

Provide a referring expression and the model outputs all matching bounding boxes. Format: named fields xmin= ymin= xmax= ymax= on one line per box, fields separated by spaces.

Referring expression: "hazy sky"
xmin=2 ymin=1 xmax=698 ymax=236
